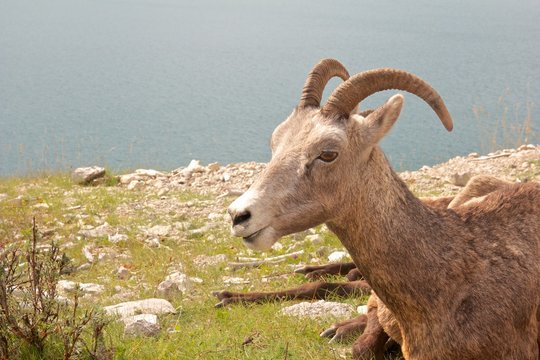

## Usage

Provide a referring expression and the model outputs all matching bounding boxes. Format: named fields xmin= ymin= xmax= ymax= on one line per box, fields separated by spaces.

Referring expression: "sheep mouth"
xmin=243 ymin=228 xmax=266 ymax=243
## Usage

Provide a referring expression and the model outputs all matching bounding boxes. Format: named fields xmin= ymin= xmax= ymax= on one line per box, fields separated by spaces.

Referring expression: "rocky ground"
xmin=0 ymin=144 xmax=539 ymax=359
xmin=97 ymin=144 xmax=540 ymax=199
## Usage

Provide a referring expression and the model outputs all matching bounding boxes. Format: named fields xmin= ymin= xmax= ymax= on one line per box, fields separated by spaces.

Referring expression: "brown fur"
xmin=327 ymin=148 xmax=540 ymax=360
xmin=228 ymin=75 xmax=540 ymax=358
xmin=224 ymin=175 xmax=521 ymax=358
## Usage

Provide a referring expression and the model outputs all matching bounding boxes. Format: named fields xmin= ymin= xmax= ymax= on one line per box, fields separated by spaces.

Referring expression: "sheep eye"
xmin=318 ymin=151 xmax=338 ymax=163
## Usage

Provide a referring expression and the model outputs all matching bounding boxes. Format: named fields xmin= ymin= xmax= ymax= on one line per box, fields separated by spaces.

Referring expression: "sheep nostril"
xmin=233 ymin=211 xmax=251 ymax=226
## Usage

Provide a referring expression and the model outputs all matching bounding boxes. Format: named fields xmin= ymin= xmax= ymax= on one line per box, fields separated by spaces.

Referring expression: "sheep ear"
xmin=357 ymin=94 xmax=404 ymax=145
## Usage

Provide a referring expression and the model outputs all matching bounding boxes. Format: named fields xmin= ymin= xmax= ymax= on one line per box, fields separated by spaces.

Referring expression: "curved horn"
xmin=298 ymin=59 xmax=350 ymax=109
xmin=322 ymin=68 xmax=453 ymax=131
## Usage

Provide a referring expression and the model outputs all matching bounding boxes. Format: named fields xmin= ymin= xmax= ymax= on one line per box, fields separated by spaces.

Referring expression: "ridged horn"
xmin=322 ymin=68 xmax=453 ymax=131
xmin=298 ymin=59 xmax=350 ymax=109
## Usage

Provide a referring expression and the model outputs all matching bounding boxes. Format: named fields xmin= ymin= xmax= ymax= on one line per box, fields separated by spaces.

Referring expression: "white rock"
xmin=357 ymin=305 xmax=368 ymax=315
xmin=97 ymin=248 xmax=117 ymax=261
xmin=82 ymin=245 xmax=94 ymax=263
xmin=119 ymin=173 xmax=141 ymax=185
xmin=174 ymin=221 xmax=191 ymax=231
xmin=186 ymin=159 xmax=205 ymax=173
xmin=104 ymin=298 xmax=176 ymax=318
xmin=222 ymin=172 xmax=231 ymax=182
xmin=123 ymin=314 xmax=160 ymax=337
xmin=77 ymin=263 xmax=91 ymax=272
xmin=222 ymin=276 xmax=250 ymax=285
xmin=127 ymin=180 xmax=144 ymax=191
xmin=57 ymin=280 xmax=104 ymax=295
xmin=135 ymin=169 xmax=164 ymax=177
xmin=72 ymin=166 xmax=106 ymax=185
xmin=157 ymin=188 xmax=168 ymax=197
xmin=305 ymin=234 xmax=323 ymax=245
xmin=280 ymin=300 xmax=355 ymax=320
xmin=180 ymin=160 xmax=205 ymax=177
xmin=109 ymin=233 xmax=128 ymax=243
xmin=0 ymin=194 xmax=8 ymax=202
xmin=190 ymin=277 xmax=203 ymax=284
xmin=328 ymin=251 xmax=350 ymax=262
xmin=78 ymin=223 xmax=111 ymax=238
xmin=207 ymin=212 xmax=223 ymax=221
xmin=145 ymin=225 xmax=171 ymax=237
xmin=156 ymin=272 xmax=192 ymax=297
xmin=79 ymin=282 xmax=105 ymax=294
xmin=518 ymin=144 xmax=537 ymax=151
xmin=145 ymin=238 xmax=160 ymax=248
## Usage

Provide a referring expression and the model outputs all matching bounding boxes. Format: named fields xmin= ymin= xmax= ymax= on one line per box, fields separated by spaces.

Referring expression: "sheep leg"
xmin=294 ymin=261 xmax=358 ymax=279
xmin=212 ymin=279 xmax=371 ymax=308
xmin=320 ymin=314 xmax=368 ymax=343
xmin=352 ymin=296 xmax=389 ymax=360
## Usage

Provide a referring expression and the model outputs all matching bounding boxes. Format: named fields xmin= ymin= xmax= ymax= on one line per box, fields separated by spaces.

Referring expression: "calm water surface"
xmin=1 ymin=0 xmax=539 ymax=175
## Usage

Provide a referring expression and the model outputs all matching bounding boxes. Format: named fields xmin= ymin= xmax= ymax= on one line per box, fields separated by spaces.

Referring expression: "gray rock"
xmin=280 ymin=300 xmax=355 ymax=320
xmin=104 ymin=298 xmax=176 ymax=318
xmin=123 ymin=314 xmax=160 ymax=337
xmin=72 ymin=166 xmax=106 ymax=185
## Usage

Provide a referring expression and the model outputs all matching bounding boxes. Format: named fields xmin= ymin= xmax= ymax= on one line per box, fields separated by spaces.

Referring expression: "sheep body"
xmin=228 ymin=59 xmax=540 ymax=359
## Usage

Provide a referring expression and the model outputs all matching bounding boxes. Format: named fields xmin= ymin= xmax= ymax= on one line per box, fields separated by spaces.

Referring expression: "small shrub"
xmin=0 ymin=219 xmax=112 ymax=359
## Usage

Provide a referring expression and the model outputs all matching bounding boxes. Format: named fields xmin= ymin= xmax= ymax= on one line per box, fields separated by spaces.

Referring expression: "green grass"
xmin=2 ymin=154 xmax=539 ymax=359
xmin=0 ymin=173 xmax=361 ymax=359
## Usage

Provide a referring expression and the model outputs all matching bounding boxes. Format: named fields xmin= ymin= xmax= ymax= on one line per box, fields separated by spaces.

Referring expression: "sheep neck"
xmin=327 ymin=146 xmax=456 ymax=323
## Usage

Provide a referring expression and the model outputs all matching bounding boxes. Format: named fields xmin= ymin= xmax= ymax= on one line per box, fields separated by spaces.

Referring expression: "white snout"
xmin=228 ymin=189 xmax=280 ymax=251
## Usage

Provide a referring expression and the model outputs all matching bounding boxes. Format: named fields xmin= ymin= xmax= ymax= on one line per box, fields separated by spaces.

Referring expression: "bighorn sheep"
xmin=217 ymin=175 xmax=516 ymax=358
xmin=227 ymin=59 xmax=540 ymax=359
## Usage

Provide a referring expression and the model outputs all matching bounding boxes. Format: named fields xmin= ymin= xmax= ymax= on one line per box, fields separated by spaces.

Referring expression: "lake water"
xmin=1 ymin=0 xmax=539 ymax=176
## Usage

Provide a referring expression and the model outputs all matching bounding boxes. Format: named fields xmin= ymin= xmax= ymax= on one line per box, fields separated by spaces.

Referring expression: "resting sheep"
xmin=217 ymin=175 xmax=518 ymax=358
xmin=227 ymin=59 xmax=540 ymax=359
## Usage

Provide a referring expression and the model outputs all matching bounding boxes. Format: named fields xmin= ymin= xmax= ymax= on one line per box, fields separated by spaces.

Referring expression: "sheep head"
xmin=228 ymin=59 xmax=453 ymax=251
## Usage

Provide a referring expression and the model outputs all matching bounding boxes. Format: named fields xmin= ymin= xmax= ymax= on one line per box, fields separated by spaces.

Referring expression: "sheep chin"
xmin=243 ymin=227 xmax=279 ymax=251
